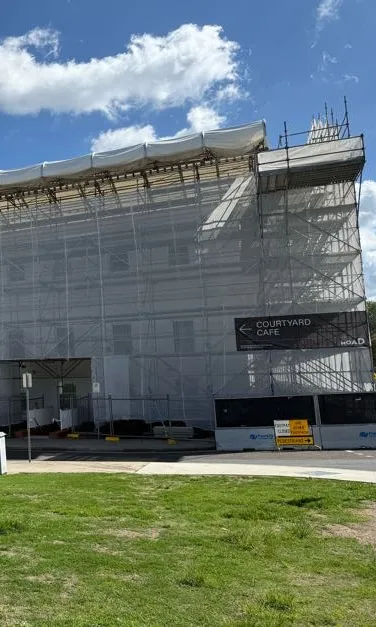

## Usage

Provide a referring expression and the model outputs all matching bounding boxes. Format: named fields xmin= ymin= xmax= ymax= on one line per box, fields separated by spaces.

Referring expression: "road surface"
xmin=6 ymin=447 xmax=376 ymax=473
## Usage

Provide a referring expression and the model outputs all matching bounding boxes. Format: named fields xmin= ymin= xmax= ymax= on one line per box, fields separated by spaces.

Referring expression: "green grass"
xmin=1 ymin=475 xmax=376 ymax=626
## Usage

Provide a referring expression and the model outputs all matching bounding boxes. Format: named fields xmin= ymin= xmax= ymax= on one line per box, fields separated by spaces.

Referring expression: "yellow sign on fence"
xmin=276 ymin=436 xmax=314 ymax=446
xmin=289 ymin=419 xmax=309 ymax=436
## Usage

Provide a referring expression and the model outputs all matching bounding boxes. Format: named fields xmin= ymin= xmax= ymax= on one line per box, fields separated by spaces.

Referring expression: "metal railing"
xmin=0 ymin=395 xmax=45 ymax=435
xmin=63 ymin=394 xmax=215 ymax=440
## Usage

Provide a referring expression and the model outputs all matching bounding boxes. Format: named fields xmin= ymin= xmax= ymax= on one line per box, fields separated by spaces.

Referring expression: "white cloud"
xmin=5 ymin=27 xmax=60 ymax=59
xmin=316 ymin=0 xmax=343 ymax=29
xmin=359 ymin=180 xmax=376 ymax=299
xmin=187 ymin=105 xmax=224 ymax=130
xmin=342 ymin=73 xmax=359 ymax=83
xmin=215 ymin=83 xmax=243 ymax=102
xmin=316 ymin=50 xmax=338 ymax=76
xmin=91 ymin=124 xmax=157 ymax=152
xmin=91 ymin=105 xmax=226 ymax=152
xmin=0 ymin=24 xmax=241 ymax=118
xmin=322 ymin=51 xmax=337 ymax=65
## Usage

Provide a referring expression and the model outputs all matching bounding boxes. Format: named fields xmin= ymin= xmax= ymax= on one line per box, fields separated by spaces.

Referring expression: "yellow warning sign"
xmin=289 ymin=419 xmax=309 ymax=436
xmin=276 ymin=436 xmax=314 ymax=446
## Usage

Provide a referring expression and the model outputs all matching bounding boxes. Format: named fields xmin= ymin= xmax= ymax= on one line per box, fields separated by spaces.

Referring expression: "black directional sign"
xmin=235 ymin=311 xmax=369 ymax=351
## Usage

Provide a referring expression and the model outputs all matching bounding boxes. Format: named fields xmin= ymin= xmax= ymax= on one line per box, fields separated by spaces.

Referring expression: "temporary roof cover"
xmin=0 ymin=120 xmax=266 ymax=192
xmin=257 ymin=136 xmax=364 ymax=174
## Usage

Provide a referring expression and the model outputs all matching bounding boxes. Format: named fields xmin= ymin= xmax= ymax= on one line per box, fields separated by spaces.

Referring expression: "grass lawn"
xmin=1 ymin=475 xmax=376 ymax=626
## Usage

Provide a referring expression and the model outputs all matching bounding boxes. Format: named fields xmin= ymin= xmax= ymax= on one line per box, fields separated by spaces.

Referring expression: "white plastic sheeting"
xmin=0 ymin=122 xmax=371 ymax=430
xmin=257 ymin=136 xmax=363 ymax=174
xmin=198 ymin=174 xmax=256 ymax=241
xmin=60 ymin=409 xmax=77 ymax=431
xmin=28 ymin=408 xmax=54 ymax=429
xmin=0 ymin=121 xmax=266 ymax=191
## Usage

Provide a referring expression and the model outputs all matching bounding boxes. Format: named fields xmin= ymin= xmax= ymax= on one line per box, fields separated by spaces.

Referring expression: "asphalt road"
xmin=6 ymin=448 xmax=376 ymax=472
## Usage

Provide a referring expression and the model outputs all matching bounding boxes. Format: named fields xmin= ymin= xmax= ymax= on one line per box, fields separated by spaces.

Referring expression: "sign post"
xmin=22 ymin=372 xmax=33 ymax=463
xmin=92 ymin=383 xmax=100 ymax=439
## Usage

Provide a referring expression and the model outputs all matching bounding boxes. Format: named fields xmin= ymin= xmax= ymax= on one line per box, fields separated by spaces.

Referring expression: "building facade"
xmin=0 ymin=115 xmax=373 ymax=448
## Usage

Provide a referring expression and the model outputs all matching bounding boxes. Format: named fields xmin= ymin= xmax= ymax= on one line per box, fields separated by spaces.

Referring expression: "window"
xmin=9 ymin=328 xmax=25 ymax=358
xmin=168 ymin=244 xmax=189 ymax=266
xmin=113 ymin=323 xmax=132 ymax=355
xmin=173 ymin=320 xmax=194 ymax=353
xmin=56 ymin=327 xmax=75 ymax=357
xmin=8 ymin=263 xmax=25 ymax=282
xmin=109 ymin=248 xmax=129 ymax=273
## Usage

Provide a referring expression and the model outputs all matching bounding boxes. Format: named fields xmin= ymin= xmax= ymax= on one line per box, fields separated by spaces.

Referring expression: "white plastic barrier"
xmin=215 ymin=426 xmax=323 ymax=452
xmin=319 ymin=424 xmax=376 ymax=449
xmin=215 ymin=424 xmax=376 ymax=451
xmin=215 ymin=428 xmax=276 ymax=451
xmin=0 ymin=432 xmax=7 ymax=475
xmin=29 ymin=408 xmax=54 ymax=429
xmin=60 ymin=409 xmax=78 ymax=431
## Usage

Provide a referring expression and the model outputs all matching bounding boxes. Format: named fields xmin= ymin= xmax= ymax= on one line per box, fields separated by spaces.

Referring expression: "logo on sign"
xmin=359 ymin=432 xmax=376 ymax=438
xmin=249 ymin=433 xmax=274 ymax=440
xmin=341 ymin=338 xmax=366 ymax=346
xmin=235 ymin=312 xmax=369 ymax=352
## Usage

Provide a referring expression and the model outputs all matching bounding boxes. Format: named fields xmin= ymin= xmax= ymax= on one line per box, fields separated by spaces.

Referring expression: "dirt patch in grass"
xmin=323 ymin=504 xmax=376 ymax=546
xmin=25 ymin=573 xmax=78 ymax=600
xmin=26 ymin=574 xmax=58 ymax=584
xmin=290 ymin=572 xmax=360 ymax=589
xmin=99 ymin=572 xmax=143 ymax=583
xmin=0 ymin=546 xmax=38 ymax=561
xmin=104 ymin=527 xmax=160 ymax=540
xmin=0 ymin=548 xmax=19 ymax=558
xmin=91 ymin=544 xmax=123 ymax=556
xmin=60 ymin=576 xmax=79 ymax=600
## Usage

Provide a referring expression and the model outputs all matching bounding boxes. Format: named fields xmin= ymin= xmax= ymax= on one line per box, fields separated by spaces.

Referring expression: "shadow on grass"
xmin=284 ymin=496 xmax=324 ymax=508
xmin=0 ymin=519 xmax=24 ymax=535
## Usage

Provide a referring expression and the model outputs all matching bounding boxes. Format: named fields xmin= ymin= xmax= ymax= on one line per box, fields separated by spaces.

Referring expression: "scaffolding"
xmin=0 ymin=110 xmax=372 ymax=429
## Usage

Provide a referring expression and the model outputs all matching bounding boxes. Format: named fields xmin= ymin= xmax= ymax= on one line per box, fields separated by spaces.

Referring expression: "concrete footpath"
xmin=5 ymin=458 xmax=376 ymax=482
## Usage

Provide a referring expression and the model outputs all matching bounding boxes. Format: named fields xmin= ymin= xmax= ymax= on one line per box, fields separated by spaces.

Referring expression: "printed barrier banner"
xmin=320 ymin=424 xmax=376 ymax=450
xmin=235 ymin=311 xmax=369 ymax=351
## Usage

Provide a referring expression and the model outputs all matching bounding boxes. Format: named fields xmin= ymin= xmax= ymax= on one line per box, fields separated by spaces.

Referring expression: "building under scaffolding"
xmin=0 ymin=105 xmax=374 ymax=449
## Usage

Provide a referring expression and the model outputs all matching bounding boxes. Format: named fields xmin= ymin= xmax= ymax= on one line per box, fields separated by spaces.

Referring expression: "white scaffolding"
xmin=0 ymin=116 xmax=371 ymax=427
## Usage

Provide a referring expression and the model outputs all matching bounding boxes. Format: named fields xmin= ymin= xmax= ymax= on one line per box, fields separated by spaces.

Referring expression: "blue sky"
xmin=0 ymin=0 xmax=376 ymax=293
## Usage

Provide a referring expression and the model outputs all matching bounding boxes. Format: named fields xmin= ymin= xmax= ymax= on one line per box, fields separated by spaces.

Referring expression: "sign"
xmin=274 ymin=419 xmax=309 ymax=436
xmin=276 ymin=436 xmax=314 ymax=446
xmin=274 ymin=419 xmax=313 ymax=447
xmin=274 ymin=420 xmax=290 ymax=436
xmin=234 ymin=311 xmax=369 ymax=351
xmin=22 ymin=372 xmax=32 ymax=389
xmin=289 ymin=419 xmax=309 ymax=436
xmin=92 ymin=382 xmax=100 ymax=394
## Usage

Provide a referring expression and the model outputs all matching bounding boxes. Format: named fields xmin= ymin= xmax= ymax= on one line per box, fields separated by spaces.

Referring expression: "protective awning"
xmin=0 ymin=120 xmax=267 ymax=192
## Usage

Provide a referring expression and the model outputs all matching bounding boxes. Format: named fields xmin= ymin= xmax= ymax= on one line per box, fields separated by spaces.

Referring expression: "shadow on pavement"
xmin=6 ymin=448 xmax=221 ymax=463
